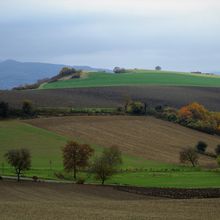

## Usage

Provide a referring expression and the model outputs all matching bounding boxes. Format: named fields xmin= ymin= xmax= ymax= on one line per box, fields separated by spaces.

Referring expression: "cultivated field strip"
xmin=2 ymin=86 xmax=220 ymax=110
xmin=26 ymin=116 xmax=220 ymax=167
xmin=0 ymin=181 xmax=220 ymax=220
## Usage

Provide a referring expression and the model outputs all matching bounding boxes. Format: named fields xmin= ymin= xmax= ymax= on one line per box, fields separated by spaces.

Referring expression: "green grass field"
xmin=0 ymin=120 xmax=220 ymax=188
xmin=41 ymin=70 xmax=220 ymax=89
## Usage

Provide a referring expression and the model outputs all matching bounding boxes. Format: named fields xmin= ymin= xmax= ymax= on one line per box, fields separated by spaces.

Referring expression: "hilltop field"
xmin=40 ymin=70 xmax=220 ymax=89
xmin=2 ymin=70 xmax=220 ymax=111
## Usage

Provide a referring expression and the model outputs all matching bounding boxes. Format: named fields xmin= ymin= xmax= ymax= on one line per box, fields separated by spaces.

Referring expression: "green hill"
xmin=40 ymin=70 xmax=220 ymax=89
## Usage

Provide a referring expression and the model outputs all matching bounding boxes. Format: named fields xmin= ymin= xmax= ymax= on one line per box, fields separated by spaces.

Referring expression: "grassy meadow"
xmin=0 ymin=120 xmax=220 ymax=188
xmin=41 ymin=70 xmax=220 ymax=89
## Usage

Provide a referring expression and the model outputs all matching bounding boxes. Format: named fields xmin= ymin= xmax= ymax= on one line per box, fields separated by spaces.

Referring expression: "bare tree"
xmin=4 ymin=148 xmax=31 ymax=181
xmin=91 ymin=146 xmax=122 ymax=185
xmin=180 ymin=147 xmax=198 ymax=167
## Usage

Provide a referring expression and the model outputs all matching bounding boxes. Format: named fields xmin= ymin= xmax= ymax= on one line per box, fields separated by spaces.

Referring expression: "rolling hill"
xmin=40 ymin=70 xmax=220 ymax=90
xmin=1 ymin=117 xmax=220 ymax=188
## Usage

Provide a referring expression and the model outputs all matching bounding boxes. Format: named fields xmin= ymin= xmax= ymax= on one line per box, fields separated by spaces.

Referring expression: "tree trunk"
xmin=17 ymin=171 xmax=20 ymax=182
xmin=73 ymin=165 xmax=76 ymax=180
xmin=102 ymin=179 xmax=104 ymax=185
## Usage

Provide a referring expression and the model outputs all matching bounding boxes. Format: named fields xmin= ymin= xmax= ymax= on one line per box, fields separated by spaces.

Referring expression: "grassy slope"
xmin=41 ymin=70 xmax=220 ymax=89
xmin=0 ymin=120 xmax=220 ymax=188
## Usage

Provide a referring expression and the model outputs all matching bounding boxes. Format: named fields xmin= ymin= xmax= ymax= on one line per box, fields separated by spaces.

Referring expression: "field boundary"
xmin=115 ymin=186 xmax=220 ymax=199
xmin=2 ymin=177 xmax=220 ymax=199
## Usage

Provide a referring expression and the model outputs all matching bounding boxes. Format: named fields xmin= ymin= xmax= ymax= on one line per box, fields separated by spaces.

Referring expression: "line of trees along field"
xmin=2 ymin=139 xmax=220 ymax=183
xmin=3 ymin=142 xmax=122 ymax=184
xmin=1 ymin=98 xmax=220 ymax=136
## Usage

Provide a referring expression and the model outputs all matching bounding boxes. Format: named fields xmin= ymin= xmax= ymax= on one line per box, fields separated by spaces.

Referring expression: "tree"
xmin=155 ymin=66 xmax=162 ymax=71
xmin=179 ymin=147 xmax=198 ymax=167
xmin=62 ymin=141 xmax=94 ymax=180
xmin=0 ymin=102 xmax=9 ymax=118
xmin=195 ymin=141 xmax=207 ymax=153
xmin=59 ymin=67 xmax=77 ymax=77
xmin=22 ymin=100 xmax=34 ymax=116
xmin=215 ymin=144 xmax=220 ymax=156
xmin=113 ymin=67 xmax=126 ymax=74
xmin=127 ymin=101 xmax=145 ymax=114
xmin=178 ymin=102 xmax=209 ymax=122
xmin=91 ymin=146 xmax=122 ymax=185
xmin=4 ymin=148 xmax=31 ymax=181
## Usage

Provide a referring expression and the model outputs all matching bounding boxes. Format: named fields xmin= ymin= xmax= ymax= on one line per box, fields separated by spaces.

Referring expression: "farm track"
xmin=1 ymin=85 xmax=220 ymax=110
xmin=26 ymin=116 xmax=220 ymax=167
xmin=0 ymin=180 xmax=220 ymax=220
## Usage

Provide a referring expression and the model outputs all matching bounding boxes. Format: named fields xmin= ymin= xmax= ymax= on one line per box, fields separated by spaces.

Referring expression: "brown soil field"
xmin=1 ymin=86 xmax=220 ymax=110
xmin=0 ymin=181 xmax=220 ymax=220
xmin=26 ymin=116 xmax=220 ymax=167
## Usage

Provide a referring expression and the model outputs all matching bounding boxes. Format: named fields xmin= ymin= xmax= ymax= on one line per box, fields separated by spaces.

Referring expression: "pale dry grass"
xmin=0 ymin=181 xmax=220 ymax=220
xmin=26 ymin=116 xmax=220 ymax=167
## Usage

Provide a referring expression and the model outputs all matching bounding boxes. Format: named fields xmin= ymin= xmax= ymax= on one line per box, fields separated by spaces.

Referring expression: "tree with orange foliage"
xmin=178 ymin=102 xmax=209 ymax=122
xmin=63 ymin=141 xmax=94 ymax=180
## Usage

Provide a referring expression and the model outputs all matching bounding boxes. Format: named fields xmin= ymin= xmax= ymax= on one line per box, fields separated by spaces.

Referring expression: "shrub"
xmin=217 ymin=156 xmax=220 ymax=167
xmin=76 ymin=177 xmax=85 ymax=184
xmin=22 ymin=100 xmax=34 ymax=116
xmin=54 ymin=171 xmax=65 ymax=179
xmin=215 ymin=145 xmax=220 ymax=156
xmin=196 ymin=141 xmax=207 ymax=153
xmin=0 ymin=102 xmax=9 ymax=118
xmin=32 ymin=176 xmax=38 ymax=182
xmin=127 ymin=101 xmax=145 ymax=114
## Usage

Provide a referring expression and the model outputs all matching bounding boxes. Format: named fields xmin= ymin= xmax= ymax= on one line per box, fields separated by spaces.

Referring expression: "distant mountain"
xmin=0 ymin=60 xmax=109 ymax=89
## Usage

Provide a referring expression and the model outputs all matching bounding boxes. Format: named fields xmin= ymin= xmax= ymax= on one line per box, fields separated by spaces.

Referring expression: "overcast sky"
xmin=0 ymin=0 xmax=220 ymax=71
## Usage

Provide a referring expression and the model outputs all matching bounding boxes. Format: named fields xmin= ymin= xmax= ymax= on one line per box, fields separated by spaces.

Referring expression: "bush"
xmin=32 ymin=176 xmax=38 ymax=182
xmin=215 ymin=145 xmax=220 ymax=156
xmin=22 ymin=100 xmax=35 ymax=116
xmin=54 ymin=171 xmax=65 ymax=179
xmin=217 ymin=156 xmax=220 ymax=167
xmin=76 ymin=177 xmax=85 ymax=184
xmin=196 ymin=141 xmax=207 ymax=153
xmin=127 ymin=101 xmax=145 ymax=114
xmin=0 ymin=102 xmax=9 ymax=118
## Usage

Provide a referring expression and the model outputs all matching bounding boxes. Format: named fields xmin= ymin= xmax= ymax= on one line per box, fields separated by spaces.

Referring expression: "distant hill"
xmin=0 ymin=60 xmax=109 ymax=89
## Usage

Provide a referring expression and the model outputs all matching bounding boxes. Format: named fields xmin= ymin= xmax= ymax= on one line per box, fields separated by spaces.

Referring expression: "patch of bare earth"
xmin=0 ymin=181 xmax=219 ymax=220
xmin=26 ymin=116 xmax=220 ymax=167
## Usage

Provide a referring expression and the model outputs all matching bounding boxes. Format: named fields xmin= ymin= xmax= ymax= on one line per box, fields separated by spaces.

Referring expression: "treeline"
xmin=123 ymin=100 xmax=220 ymax=136
xmin=0 ymin=100 xmax=35 ymax=118
xmin=2 ymin=142 xmax=122 ymax=184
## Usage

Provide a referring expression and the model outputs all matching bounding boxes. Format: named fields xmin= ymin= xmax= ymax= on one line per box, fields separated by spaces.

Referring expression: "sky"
xmin=0 ymin=0 xmax=220 ymax=72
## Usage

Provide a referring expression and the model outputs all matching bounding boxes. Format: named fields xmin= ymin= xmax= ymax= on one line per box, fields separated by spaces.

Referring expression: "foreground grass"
xmin=0 ymin=120 xmax=220 ymax=188
xmin=41 ymin=70 xmax=220 ymax=89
